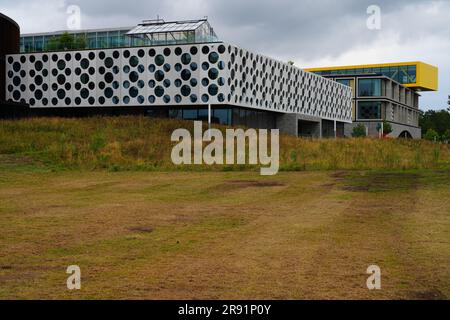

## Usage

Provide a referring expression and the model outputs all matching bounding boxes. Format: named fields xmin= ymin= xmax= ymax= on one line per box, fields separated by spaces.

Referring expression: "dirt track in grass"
xmin=0 ymin=170 xmax=448 ymax=299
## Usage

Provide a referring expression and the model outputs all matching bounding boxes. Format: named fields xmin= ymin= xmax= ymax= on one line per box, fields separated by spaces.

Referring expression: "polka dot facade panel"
xmin=4 ymin=42 xmax=352 ymax=122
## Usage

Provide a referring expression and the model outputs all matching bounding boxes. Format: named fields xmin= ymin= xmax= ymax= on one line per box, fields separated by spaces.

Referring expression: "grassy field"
xmin=0 ymin=117 xmax=449 ymax=300
xmin=0 ymin=169 xmax=449 ymax=300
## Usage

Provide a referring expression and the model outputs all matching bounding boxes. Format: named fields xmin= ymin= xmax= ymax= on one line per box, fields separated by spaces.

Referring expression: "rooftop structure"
xmin=305 ymin=61 xmax=438 ymax=92
xmin=20 ymin=18 xmax=219 ymax=53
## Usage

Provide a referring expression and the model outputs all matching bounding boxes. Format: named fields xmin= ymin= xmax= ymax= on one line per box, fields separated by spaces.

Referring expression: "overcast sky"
xmin=1 ymin=0 xmax=449 ymax=110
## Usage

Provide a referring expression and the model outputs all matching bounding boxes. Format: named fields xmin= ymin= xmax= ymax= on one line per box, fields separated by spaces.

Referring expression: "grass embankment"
xmin=0 ymin=116 xmax=449 ymax=172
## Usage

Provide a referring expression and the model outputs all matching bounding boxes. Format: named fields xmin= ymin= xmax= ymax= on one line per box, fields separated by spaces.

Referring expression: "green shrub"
xmin=424 ymin=129 xmax=440 ymax=141
xmin=352 ymin=124 xmax=367 ymax=138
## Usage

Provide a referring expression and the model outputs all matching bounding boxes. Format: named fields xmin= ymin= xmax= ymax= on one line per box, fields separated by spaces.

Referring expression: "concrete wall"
xmin=345 ymin=121 xmax=421 ymax=139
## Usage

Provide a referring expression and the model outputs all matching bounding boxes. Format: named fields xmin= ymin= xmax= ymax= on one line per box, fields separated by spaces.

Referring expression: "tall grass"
xmin=0 ymin=116 xmax=449 ymax=172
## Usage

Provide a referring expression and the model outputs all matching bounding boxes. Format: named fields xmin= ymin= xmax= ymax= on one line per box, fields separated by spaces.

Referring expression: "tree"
xmin=419 ymin=108 xmax=450 ymax=137
xmin=352 ymin=124 xmax=367 ymax=137
xmin=442 ymin=129 xmax=450 ymax=143
xmin=47 ymin=32 xmax=87 ymax=51
xmin=424 ymin=129 xmax=440 ymax=141
xmin=383 ymin=121 xmax=393 ymax=135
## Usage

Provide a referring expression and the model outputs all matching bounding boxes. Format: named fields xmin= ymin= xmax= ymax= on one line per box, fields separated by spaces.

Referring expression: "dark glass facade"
xmin=357 ymin=101 xmax=382 ymax=120
xmin=313 ymin=65 xmax=417 ymax=85
xmin=166 ymin=107 xmax=277 ymax=129
xmin=358 ymin=78 xmax=381 ymax=97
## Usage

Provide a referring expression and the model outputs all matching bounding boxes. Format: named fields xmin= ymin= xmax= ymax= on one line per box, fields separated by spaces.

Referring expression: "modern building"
xmin=5 ymin=18 xmax=353 ymax=137
xmin=306 ymin=62 xmax=439 ymax=139
xmin=0 ymin=13 xmax=21 ymax=112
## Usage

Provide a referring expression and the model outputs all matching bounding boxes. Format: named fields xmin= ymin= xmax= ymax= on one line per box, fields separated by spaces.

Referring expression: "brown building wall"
xmin=0 ymin=13 xmax=20 ymax=103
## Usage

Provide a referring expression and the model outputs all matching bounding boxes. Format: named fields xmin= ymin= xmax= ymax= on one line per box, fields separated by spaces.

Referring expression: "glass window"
xmin=183 ymin=109 xmax=198 ymax=120
xmin=336 ymin=79 xmax=351 ymax=87
xmin=358 ymin=78 xmax=381 ymax=96
xmin=213 ymin=109 xmax=231 ymax=125
xmin=358 ymin=101 xmax=382 ymax=120
xmin=407 ymin=65 xmax=417 ymax=83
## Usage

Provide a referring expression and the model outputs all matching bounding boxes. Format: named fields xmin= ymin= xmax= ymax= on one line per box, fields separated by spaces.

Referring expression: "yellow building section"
xmin=305 ymin=61 xmax=438 ymax=92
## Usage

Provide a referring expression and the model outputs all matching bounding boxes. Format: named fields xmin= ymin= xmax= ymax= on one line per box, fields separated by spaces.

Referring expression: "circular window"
xmin=218 ymin=77 xmax=225 ymax=86
xmin=181 ymin=85 xmax=191 ymax=97
xmin=42 ymin=98 xmax=48 ymax=106
xmin=104 ymin=57 xmax=113 ymax=68
xmin=175 ymin=47 xmax=182 ymax=56
xmin=123 ymin=81 xmax=130 ymax=89
xmin=113 ymin=51 xmax=120 ymax=59
xmin=174 ymin=79 xmax=182 ymax=87
xmin=154 ymin=86 xmax=164 ymax=97
xmin=13 ymin=62 xmax=21 ymax=72
xmin=57 ymin=74 xmax=66 ymax=85
xmin=65 ymin=68 xmax=72 ymax=76
xmin=163 ymin=64 xmax=171 ymax=72
xmin=181 ymin=69 xmax=191 ymax=81
xmin=57 ymin=89 xmax=66 ymax=99
xmin=175 ymin=95 xmax=182 ymax=103
xmin=155 ymin=70 xmax=165 ymax=81
xmin=123 ymin=65 xmax=130 ymax=73
xmin=138 ymin=95 xmax=145 ymax=104
xmin=81 ymin=73 xmax=89 ymax=84
xmin=75 ymin=68 xmax=82 ymax=76
xmin=113 ymin=96 xmax=119 ymax=104
xmin=155 ymin=55 xmax=165 ymax=66
xmin=190 ymin=94 xmax=198 ymax=103
xmin=138 ymin=65 xmax=145 ymax=73
xmin=163 ymin=95 xmax=170 ymax=103
xmin=112 ymin=66 xmax=120 ymax=74
xmin=124 ymin=50 xmax=130 ymax=58
xmin=175 ymin=63 xmax=182 ymax=72
xmin=105 ymin=88 xmax=113 ymax=98
xmin=35 ymin=61 xmax=43 ymax=71
xmin=148 ymin=80 xmax=155 ymax=88
xmin=138 ymin=49 xmax=145 ymax=58
xmin=218 ymin=61 xmax=225 ymax=70
xmin=163 ymin=79 xmax=171 ymax=88
xmin=208 ymin=84 xmax=219 ymax=96
xmin=75 ymin=97 xmax=81 ymax=105
xmin=129 ymin=56 xmax=139 ymax=67
xmin=35 ymin=75 xmax=43 ymax=86
xmin=80 ymin=58 xmax=89 ymax=69
xmin=138 ymin=80 xmax=145 ymax=89
xmin=163 ymin=48 xmax=171 ymax=56
xmin=80 ymin=88 xmax=89 ymax=99
xmin=202 ymin=46 xmax=210 ymax=54
xmin=218 ymin=45 xmax=226 ymax=54
xmin=148 ymin=64 xmax=156 ymax=73
xmin=202 ymin=62 xmax=209 ymax=71
xmin=99 ymin=97 xmax=105 ymax=105
xmin=190 ymin=78 xmax=198 ymax=87
xmin=52 ymin=98 xmax=58 ymax=105
xmin=75 ymin=83 xmax=81 ymax=90
xmin=129 ymin=71 xmax=139 ymax=82
xmin=190 ymin=47 xmax=198 ymax=55
xmin=148 ymin=95 xmax=156 ymax=104
xmin=88 ymin=97 xmax=95 ymax=105
xmin=35 ymin=90 xmax=43 ymax=100
xmin=201 ymin=94 xmax=209 ymax=103
xmin=113 ymin=81 xmax=119 ymax=89
xmin=218 ymin=93 xmax=225 ymax=102
xmin=129 ymin=86 xmax=138 ymax=98
xmin=99 ymin=82 xmax=105 ymax=90
xmin=51 ymin=54 xmax=58 ymax=62
xmin=99 ymin=52 xmax=105 ymax=60
xmin=148 ymin=49 xmax=156 ymax=57
xmin=202 ymin=78 xmax=209 ymax=87
xmin=181 ymin=53 xmax=191 ymax=65
xmin=209 ymin=52 xmax=219 ymax=64
xmin=190 ymin=62 xmax=198 ymax=71
xmin=105 ymin=72 xmax=113 ymax=83
xmin=208 ymin=68 xmax=219 ymax=80
xmin=123 ymin=96 xmax=130 ymax=104
xmin=88 ymin=52 xmax=95 ymax=60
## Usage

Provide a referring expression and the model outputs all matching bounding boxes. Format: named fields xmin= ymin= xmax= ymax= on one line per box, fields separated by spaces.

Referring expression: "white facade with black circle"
xmin=5 ymin=42 xmax=353 ymax=134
